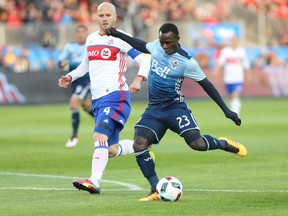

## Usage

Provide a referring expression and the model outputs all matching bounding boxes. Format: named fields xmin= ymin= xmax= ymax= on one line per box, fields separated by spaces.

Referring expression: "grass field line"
xmin=0 ymin=172 xmax=143 ymax=191
xmin=1 ymin=187 xmax=288 ymax=193
xmin=1 ymin=172 xmax=287 ymax=193
xmin=0 ymin=187 xmax=137 ymax=191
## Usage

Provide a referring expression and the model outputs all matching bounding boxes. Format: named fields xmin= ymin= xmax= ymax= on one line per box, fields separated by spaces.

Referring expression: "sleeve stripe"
xmin=127 ymin=48 xmax=141 ymax=59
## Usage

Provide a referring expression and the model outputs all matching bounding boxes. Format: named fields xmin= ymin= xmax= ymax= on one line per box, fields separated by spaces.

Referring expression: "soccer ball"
xmin=156 ymin=176 xmax=183 ymax=202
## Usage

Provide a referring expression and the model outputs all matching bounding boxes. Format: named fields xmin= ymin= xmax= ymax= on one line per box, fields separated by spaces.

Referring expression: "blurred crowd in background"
xmin=0 ymin=0 xmax=287 ymax=75
xmin=0 ymin=0 xmax=287 ymax=25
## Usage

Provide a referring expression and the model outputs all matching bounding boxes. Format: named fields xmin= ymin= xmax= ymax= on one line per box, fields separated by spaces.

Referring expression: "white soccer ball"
xmin=156 ymin=176 xmax=183 ymax=202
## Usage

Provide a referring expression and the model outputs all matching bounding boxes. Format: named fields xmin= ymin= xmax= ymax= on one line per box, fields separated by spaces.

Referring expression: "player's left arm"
xmin=106 ymin=28 xmax=150 ymax=54
xmin=186 ymin=58 xmax=241 ymax=126
xmin=198 ymin=78 xmax=241 ymax=126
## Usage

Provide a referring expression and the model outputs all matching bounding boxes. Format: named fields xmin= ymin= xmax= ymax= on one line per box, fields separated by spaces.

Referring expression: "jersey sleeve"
xmin=146 ymin=40 xmax=159 ymax=54
xmin=58 ymin=43 xmax=70 ymax=63
xmin=184 ymin=58 xmax=206 ymax=81
xmin=133 ymin=53 xmax=151 ymax=79
xmin=67 ymin=40 xmax=89 ymax=82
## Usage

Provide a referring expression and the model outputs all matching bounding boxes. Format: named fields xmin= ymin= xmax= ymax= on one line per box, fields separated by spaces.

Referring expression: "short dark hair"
xmin=76 ymin=24 xmax=88 ymax=31
xmin=159 ymin=23 xmax=179 ymax=37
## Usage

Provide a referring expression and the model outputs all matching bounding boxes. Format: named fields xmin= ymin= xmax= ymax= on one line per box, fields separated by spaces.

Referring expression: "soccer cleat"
xmin=72 ymin=178 xmax=100 ymax=194
xmin=219 ymin=137 xmax=248 ymax=157
xmin=148 ymin=188 xmax=156 ymax=195
xmin=148 ymin=145 xmax=156 ymax=162
xmin=65 ymin=137 xmax=78 ymax=148
xmin=139 ymin=192 xmax=159 ymax=202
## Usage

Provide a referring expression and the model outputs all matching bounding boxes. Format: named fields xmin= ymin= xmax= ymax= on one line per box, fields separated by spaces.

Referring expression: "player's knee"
xmin=93 ymin=132 xmax=108 ymax=142
xmin=182 ymin=130 xmax=206 ymax=151
xmin=70 ymin=96 xmax=80 ymax=109
xmin=133 ymin=136 xmax=149 ymax=151
xmin=108 ymin=145 xmax=118 ymax=158
xmin=189 ymin=138 xmax=207 ymax=151
xmin=134 ymin=127 xmax=156 ymax=151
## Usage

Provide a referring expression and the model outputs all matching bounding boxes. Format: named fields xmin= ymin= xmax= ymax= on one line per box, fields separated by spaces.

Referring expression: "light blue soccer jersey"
xmin=59 ymin=42 xmax=90 ymax=89
xmin=146 ymin=40 xmax=206 ymax=106
xmin=59 ymin=42 xmax=85 ymax=71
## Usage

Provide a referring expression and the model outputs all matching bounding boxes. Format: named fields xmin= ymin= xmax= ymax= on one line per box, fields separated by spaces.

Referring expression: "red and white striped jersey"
xmin=68 ymin=29 xmax=150 ymax=99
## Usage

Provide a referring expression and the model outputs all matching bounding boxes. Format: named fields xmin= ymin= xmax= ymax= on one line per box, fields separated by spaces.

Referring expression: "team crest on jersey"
xmin=101 ymin=48 xmax=112 ymax=59
xmin=171 ymin=61 xmax=179 ymax=69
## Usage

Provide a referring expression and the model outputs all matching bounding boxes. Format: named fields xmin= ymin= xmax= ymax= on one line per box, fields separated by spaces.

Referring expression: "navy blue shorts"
xmin=92 ymin=91 xmax=131 ymax=146
xmin=135 ymin=102 xmax=200 ymax=144
xmin=71 ymin=73 xmax=91 ymax=100
xmin=71 ymin=83 xmax=91 ymax=101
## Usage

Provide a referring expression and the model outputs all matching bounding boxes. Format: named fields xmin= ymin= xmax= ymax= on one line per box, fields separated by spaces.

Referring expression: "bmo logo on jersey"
xmin=151 ymin=59 xmax=170 ymax=78
xmin=87 ymin=45 xmax=119 ymax=61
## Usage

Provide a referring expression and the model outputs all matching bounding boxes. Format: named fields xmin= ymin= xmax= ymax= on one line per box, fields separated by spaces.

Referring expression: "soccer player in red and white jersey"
xmin=58 ymin=2 xmax=151 ymax=194
xmin=214 ymin=36 xmax=250 ymax=115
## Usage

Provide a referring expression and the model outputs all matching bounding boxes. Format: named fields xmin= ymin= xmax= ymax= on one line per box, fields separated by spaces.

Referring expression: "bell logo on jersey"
xmin=151 ymin=59 xmax=170 ymax=78
xmin=87 ymin=45 xmax=120 ymax=61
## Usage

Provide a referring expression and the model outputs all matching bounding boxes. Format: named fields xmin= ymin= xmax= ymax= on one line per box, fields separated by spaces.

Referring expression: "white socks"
xmin=90 ymin=141 xmax=108 ymax=187
xmin=116 ymin=139 xmax=134 ymax=156
xmin=230 ymin=98 xmax=241 ymax=115
xmin=90 ymin=139 xmax=134 ymax=187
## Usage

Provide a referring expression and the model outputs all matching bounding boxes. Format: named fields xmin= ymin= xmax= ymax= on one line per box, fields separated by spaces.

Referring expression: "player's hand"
xmin=59 ymin=60 xmax=68 ymax=69
xmin=105 ymin=27 xmax=118 ymax=36
xmin=58 ymin=75 xmax=72 ymax=88
xmin=129 ymin=76 xmax=142 ymax=94
xmin=225 ymin=110 xmax=241 ymax=126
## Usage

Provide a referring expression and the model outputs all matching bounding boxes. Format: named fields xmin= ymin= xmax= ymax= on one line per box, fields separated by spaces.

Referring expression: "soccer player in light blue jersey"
xmin=106 ymin=23 xmax=248 ymax=201
xmin=58 ymin=24 xmax=93 ymax=148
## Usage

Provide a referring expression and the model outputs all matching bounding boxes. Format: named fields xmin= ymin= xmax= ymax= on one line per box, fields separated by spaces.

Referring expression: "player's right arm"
xmin=106 ymin=27 xmax=150 ymax=54
xmin=58 ymin=50 xmax=88 ymax=89
xmin=63 ymin=36 xmax=90 ymax=85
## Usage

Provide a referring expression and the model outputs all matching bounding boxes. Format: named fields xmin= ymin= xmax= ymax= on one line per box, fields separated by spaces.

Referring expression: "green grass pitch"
xmin=0 ymin=98 xmax=287 ymax=216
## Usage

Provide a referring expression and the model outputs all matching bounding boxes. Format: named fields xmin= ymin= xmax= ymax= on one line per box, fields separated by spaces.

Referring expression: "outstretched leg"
xmin=182 ymin=130 xmax=248 ymax=156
